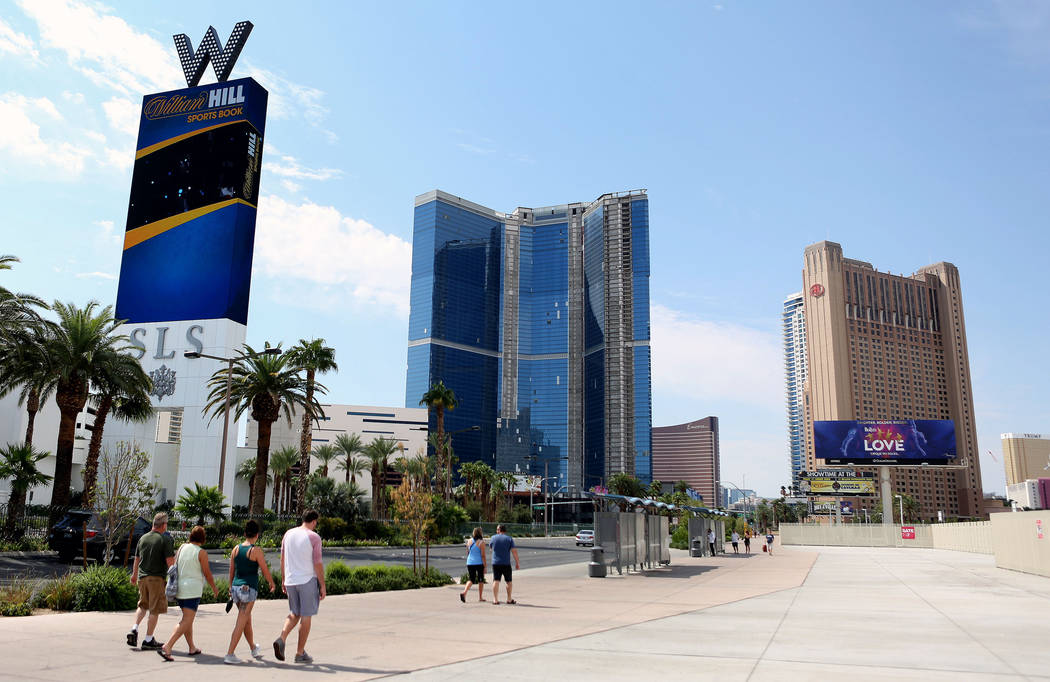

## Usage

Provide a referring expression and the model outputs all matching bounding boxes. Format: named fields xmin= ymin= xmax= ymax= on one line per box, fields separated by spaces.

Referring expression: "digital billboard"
xmin=814 ymin=419 xmax=956 ymax=465
xmin=115 ymin=77 xmax=267 ymax=325
xmin=798 ymin=470 xmax=877 ymax=496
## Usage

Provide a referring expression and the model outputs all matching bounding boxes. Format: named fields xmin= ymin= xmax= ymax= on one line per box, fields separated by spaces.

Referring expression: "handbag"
xmin=165 ymin=545 xmax=181 ymax=599
xmin=762 ymin=544 xmax=767 ymax=553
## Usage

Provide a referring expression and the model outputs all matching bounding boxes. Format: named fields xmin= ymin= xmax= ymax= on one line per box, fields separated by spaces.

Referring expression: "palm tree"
xmin=312 ymin=443 xmax=339 ymax=478
xmin=286 ymin=338 xmax=337 ymax=513
xmin=363 ymin=437 xmax=398 ymax=519
xmin=0 ymin=255 xmax=47 ymax=342
xmin=269 ymin=446 xmax=298 ymax=514
xmin=204 ymin=344 xmax=318 ymax=517
xmin=334 ymin=433 xmax=364 ymax=483
xmin=81 ymin=350 xmax=153 ymax=507
xmin=0 ymin=328 xmax=55 ymax=447
xmin=419 ymin=381 xmax=458 ymax=500
xmin=0 ymin=443 xmax=52 ymax=539
xmin=236 ymin=456 xmax=272 ymax=513
xmin=175 ymin=482 xmax=229 ymax=526
xmin=44 ymin=301 xmax=127 ymax=523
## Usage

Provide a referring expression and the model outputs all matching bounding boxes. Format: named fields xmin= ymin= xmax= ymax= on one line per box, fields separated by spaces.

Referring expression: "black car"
xmin=48 ymin=510 xmax=152 ymax=564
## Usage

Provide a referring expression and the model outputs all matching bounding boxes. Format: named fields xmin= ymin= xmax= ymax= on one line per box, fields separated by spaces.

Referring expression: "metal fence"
xmin=0 ymin=504 xmax=51 ymax=538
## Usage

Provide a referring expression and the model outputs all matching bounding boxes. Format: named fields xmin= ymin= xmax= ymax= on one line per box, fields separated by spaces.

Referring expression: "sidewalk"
xmin=2 ymin=542 xmax=1048 ymax=680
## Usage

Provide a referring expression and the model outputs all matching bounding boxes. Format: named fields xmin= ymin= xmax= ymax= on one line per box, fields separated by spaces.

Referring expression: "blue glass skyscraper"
xmin=406 ymin=190 xmax=652 ymax=492
xmin=783 ymin=292 xmax=808 ymax=482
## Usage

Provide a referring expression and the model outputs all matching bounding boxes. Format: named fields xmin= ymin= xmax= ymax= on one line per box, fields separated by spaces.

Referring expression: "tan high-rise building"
xmin=800 ymin=241 xmax=984 ymax=520
xmin=1002 ymin=433 xmax=1050 ymax=485
xmin=652 ymin=417 xmax=719 ymax=506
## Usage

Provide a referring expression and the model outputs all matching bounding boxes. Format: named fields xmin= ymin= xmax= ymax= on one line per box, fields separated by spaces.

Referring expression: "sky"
xmin=1 ymin=1 xmax=1048 ymax=497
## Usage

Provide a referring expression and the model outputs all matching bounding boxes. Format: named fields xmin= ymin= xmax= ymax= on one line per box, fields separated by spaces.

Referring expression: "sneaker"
xmin=141 ymin=638 xmax=162 ymax=650
xmin=223 ymin=654 xmax=243 ymax=665
xmin=273 ymin=637 xmax=285 ymax=661
xmin=251 ymin=645 xmax=264 ymax=659
xmin=126 ymin=630 xmax=138 ymax=647
xmin=294 ymin=652 xmax=313 ymax=664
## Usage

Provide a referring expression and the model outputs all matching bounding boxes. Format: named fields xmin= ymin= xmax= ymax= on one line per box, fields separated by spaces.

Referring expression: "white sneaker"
xmin=250 ymin=645 xmax=264 ymax=659
xmin=223 ymin=654 xmax=243 ymax=665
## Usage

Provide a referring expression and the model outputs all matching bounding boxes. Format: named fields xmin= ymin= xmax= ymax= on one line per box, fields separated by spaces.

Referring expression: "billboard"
xmin=814 ymin=419 xmax=956 ymax=465
xmin=812 ymin=500 xmax=854 ymax=516
xmin=115 ymin=77 xmax=268 ymax=325
xmin=798 ymin=470 xmax=876 ymax=496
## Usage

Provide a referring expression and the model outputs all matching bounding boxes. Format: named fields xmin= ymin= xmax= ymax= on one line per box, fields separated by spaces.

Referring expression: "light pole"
xmin=543 ymin=456 xmax=569 ymax=538
xmin=184 ymin=347 xmax=280 ymax=490
xmin=723 ymin=480 xmax=749 ymax=525
xmin=894 ymin=494 xmax=904 ymax=526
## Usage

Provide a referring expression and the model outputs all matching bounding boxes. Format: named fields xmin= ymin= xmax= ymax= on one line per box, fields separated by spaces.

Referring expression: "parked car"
xmin=48 ymin=510 xmax=152 ymax=564
xmin=576 ymin=529 xmax=595 ymax=546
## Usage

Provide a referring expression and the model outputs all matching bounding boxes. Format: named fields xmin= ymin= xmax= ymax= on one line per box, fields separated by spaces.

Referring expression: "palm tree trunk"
xmin=50 ymin=402 xmax=82 ymax=526
xmin=4 ymin=488 xmax=26 ymax=539
xmin=247 ymin=473 xmax=256 ymax=514
xmin=81 ymin=394 xmax=113 ymax=508
xmin=251 ymin=420 xmax=274 ymax=517
xmin=435 ymin=406 xmax=447 ymax=500
xmin=295 ymin=370 xmax=316 ymax=514
xmin=273 ymin=476 xmax=281 ymax=515
xmin=371 ymin=464 xmax=380 ymax=519
xmin=24 ymin=388 xmax=39 ymax=446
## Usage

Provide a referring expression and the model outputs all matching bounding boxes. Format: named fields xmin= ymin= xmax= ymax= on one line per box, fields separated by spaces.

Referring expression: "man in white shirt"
xmin=731 ymin=530 xmax=740 ymax=554
xmin=273 ymin=510 xmax=326 ymax=664
xmin=707 ymin=528 xmax=716 ymax=556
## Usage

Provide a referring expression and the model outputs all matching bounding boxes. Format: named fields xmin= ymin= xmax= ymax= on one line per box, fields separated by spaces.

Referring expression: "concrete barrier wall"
xmin=779 ymin=523 xmax=933 ymax=548
xmin=990 ymin=511 xmax=1050 ymax=578
xmin=930 ymin=521 xmax=993 ymax=554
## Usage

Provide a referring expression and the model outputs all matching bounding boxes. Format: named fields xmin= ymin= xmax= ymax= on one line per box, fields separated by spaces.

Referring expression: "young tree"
xmin=90 ymin=442 xmax=158 ymax=564
xmin=391 ymin=478 xmax=433 ymax=575
xmin=286 ymin=338 xmax=337 ymax=513
xmin=0 ymin=442 xmax=52 ymax=539
xmin=334 ymin=433 xmax=364 ymax=483
xmin=363 ymin=437 xmax=398 ymax=519
xmin=236 ymin=457 xmax=272 ymax=514
xmin=312 ymin=443 xmax=339 ymax=478
xmin=269 ymin=446 xmax=298 ymax=515
xmin=175 ymin=482 xmax=229 ymax=526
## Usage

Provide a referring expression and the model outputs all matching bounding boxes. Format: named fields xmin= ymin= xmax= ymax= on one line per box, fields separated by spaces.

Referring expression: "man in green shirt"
xmin=127 ymin=512 xmax=175 ymax=649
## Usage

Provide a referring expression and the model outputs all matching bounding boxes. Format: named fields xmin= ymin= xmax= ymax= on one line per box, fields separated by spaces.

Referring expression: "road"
xmin=0 ymin=536 xmax=592 ymax=584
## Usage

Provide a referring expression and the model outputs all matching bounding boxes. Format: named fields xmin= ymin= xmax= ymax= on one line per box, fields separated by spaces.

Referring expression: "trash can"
xmin=690 ymin=538 xmax=703 ymax=557
xmin=588 ymin=547 xmax=607 ymax=578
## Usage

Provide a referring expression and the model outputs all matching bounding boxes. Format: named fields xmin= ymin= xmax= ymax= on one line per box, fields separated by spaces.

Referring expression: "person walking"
xmin=707 ymin=527 xmax=716 ymax=556
xmin=273 ymin=510 xmax=326 ymax=664
xmin=127 ymin=512 xmax=175 ymax=650
xmin=743 ymin=529 xmax=751 ymax=555
xmin=489 ymin=524 xmax=520 ymax=605
xmin=225 ymin=519 xmax=276 ymax=665
xmin=158 ymin=526 xmax=218 ymax=661
xmin=765 ymin=529 xmax=775 ymax=556
xmin=731 ymin=530 xmax=740 ymax=554
xmin=460 ymin=527 xmax=487 ymax=603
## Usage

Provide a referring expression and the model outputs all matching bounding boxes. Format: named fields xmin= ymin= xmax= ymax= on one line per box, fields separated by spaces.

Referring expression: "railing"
xmin=0 ymin=504 xmax=51 ymax=538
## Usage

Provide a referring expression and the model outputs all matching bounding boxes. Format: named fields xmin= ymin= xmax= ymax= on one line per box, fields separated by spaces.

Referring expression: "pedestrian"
xmin=765 ymin=529 xmax=775 ymax=556
xmin=731 ymin=530 xmax=740 ymax=554
xmin=489 ymin=524 xmax=520 ymax=605
xmin=460 ymin=527 xmax=487 ymax=603
xmin=127 ymin=512 xmax=175 ymax=651
xmin=273 ymin=509 xmax=326 ymax=664
xmin=707 ymin=527 xmax=716 ymax=556
xmin=158 ymin=526 xmax=218 ymax=661
xmin=743 ymin=529 xmax=751 ymax=555
xmin=225 ymin=519 xmax=276 ymax=665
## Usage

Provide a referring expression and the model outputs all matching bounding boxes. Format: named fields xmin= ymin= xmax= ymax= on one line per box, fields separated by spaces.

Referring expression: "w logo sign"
xmin=173 ymin=21 xmax=254 ymax=88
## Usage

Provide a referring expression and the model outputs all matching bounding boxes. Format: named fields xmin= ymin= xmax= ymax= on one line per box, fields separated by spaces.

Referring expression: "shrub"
xmin=0 ymin=576 xmax=34 ymax=616
xmin=670 ymin=523 xmax=689 ymax=550
xmin=419 ymin=567 xmax=454 ymax=587
xmin=0 ymin=537 xmax=47 ymax=552
xmin=463 ymin=501 xmax=483 ymax=522
xmin=258 ymin=567 xmax=284 ymax=600
xmin=37 ymin=573 xmax=76 ymax=611
xmin=70 ymin=565 xmax=138 ymax=612
xmin=317 ymin=517 xmax=348 ymax=540
xmin=199 ymin=578 xmax=230 ymax=605
xmin=320 ymin=564 xmax=455 ymax=595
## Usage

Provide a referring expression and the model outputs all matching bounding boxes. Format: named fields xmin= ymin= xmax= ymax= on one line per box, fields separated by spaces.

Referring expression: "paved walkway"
xmin=2 ymin=542 xmax=1048 ymax=680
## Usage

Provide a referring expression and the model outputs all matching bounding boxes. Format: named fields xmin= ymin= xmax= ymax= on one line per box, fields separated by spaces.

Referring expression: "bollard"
xmin=588 ymin=546 xmax=607 ymax=577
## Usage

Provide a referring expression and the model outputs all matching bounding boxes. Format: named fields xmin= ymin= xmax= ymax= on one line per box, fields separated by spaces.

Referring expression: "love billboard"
xmin=814 ymin=419 xmax=956 ymax=465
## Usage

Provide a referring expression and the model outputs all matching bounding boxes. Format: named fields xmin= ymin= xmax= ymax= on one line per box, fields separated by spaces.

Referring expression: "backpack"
xmin=165 ymin=545 xmax=182 ymax=599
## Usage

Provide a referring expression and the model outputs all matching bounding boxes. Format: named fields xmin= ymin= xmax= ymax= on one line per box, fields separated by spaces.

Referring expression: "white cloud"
xmin=94 ymin=219 xmax=120 ymax=246
xmin=18 ymin=0 xmax=181 ymax=95
xmin=267 ymin=154 xmax=342 ymax=181
xmin=651 ymin=304 xmax=781 ymax=407
xmin=254 ymin=195 xmax=411 ymax=316
xmin=61 ymin=90 xmax=84 ymax=104
xmin=75 ymin=271 xmax=117 ymax=280
xmin=247 ymin=65 xmax=334 ymax=139
xmin=0 ymin=93 xmax=91 ymax=175
xmin=101 ymin=97 xmax=139 ymax=137
xmin=280 ymin=179 xmax=302 ymax=193
xmin=0 ymin=16 xmax=38 ymax=59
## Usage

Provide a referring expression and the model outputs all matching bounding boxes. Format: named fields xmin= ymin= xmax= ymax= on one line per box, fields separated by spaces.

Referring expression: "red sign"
xmin=810 ymin=283 xmax=825 ymax=297
xmin=901 ymin=526 xmax=916 ymax=540
xmin=1038 ymin=519 xmax=1044 ymax=540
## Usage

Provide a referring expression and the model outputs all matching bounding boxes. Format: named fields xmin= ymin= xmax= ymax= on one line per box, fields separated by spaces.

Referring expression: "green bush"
xmin=36 ymin=573 xmax=75 ymax=611
xmin=463 ymin=501 xmax=483 ymax=522
xmin=70 ymin=565 xmax=138 ymax=612
xmin=419 ymin=567 xmax=453 ymax=587
xmin=317 ymin=517 xmax=348 ymax=540
xmin=0 ymin=537 xmax=47 ymax=552
xmin=321 ymin=562 xmax=452 ymax=595
xmin=0 ymin=577 xmax=34 ymax=616
xmin=670 ymin=523 xmax=689 ymax=550
xmin=199 ymin=578 xmax=230 ymax=605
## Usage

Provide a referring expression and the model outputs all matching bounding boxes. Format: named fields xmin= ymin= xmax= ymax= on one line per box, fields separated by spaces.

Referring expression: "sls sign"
xmin=174 ymin=21 xmax=254 ymax=87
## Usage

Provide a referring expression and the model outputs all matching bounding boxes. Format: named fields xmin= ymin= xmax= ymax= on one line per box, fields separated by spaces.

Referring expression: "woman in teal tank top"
xmin=224 ymin=520 xmax=276 ymax=665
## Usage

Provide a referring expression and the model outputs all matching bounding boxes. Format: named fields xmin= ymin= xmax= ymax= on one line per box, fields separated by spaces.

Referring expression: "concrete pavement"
xmin=1 ymin=540 xmax=1048 ymax=680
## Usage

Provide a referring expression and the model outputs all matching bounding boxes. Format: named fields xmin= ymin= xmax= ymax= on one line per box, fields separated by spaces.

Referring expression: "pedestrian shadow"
xmin=186 ymin=654 xmax=408 ymax=674
xmin=505 ymin=603 xmax=558 ymax=609
xmin=638 ymin=565 xmax=718 ymax=579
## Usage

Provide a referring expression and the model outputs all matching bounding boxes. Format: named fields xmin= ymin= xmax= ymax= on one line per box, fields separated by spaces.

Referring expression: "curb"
xmin=0 ymin=550 xmax=57 ymax=558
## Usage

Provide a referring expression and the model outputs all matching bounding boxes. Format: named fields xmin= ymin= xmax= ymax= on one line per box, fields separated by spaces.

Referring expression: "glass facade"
xmin=407 ymin=190 xmax=651 ymax=490
xmin=783 ymin=292 xmax=807 ymax=481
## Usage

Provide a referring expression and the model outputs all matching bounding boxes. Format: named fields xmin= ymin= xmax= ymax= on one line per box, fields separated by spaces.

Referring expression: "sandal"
xmin=492 ymin=600 xmax=500 ymax=605
xmin=459 ymin=592 xmax=466 ymax=603
xmin=157 ymin=649 xmax=174 ymax=662
xmin=507 ymin=599 xmax=517 ymax=605
xmin=188 ymin=649 xmax=202 ymax=656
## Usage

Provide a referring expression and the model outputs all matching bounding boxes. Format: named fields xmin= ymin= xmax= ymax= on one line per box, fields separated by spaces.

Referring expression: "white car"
xmin=576 ymin=529 xmax=595 ymax=546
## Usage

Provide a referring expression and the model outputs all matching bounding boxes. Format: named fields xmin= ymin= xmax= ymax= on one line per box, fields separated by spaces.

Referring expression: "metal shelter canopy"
xmin=582 ymin=492 xmax=727 ymax=517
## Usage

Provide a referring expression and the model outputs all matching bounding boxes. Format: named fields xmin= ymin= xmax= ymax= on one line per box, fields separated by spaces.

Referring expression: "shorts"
xmin=286 ymin=578 xmax=320 ymax=618
xmin=176 ymin=597 xmax=201 ymax=611
xmin=492 ymin=564 xmax=512 ymax=583
xmin=232 ymin=583 xmax=258 ymax=608
xmin=137 ymin=576 xmax=167 ymax=614
xmin=466 ymin=564 xmax=483 ymax=583
xmin=731 ymin=542 xmax=739 ymax=548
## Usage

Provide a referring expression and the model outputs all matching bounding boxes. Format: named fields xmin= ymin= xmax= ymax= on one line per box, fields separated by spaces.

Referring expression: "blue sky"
xmin=1 ymin=1 xmax=1048 ymax=497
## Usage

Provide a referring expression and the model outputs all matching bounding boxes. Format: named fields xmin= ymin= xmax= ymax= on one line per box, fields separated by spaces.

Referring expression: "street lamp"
xmin=894 ymin=494 xmax=904 ymax=526
xmin=184 ymin=347 xmax=281 ymax=490
xmin=542 ymin=456 xmax=570 ymax=538
xmin=723 ymin=480 xmax=750 ymax=524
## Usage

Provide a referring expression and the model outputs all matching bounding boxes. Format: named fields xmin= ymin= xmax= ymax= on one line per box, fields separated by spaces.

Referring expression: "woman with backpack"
xmin=158 ymin=526 xmax=218 ymax=661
